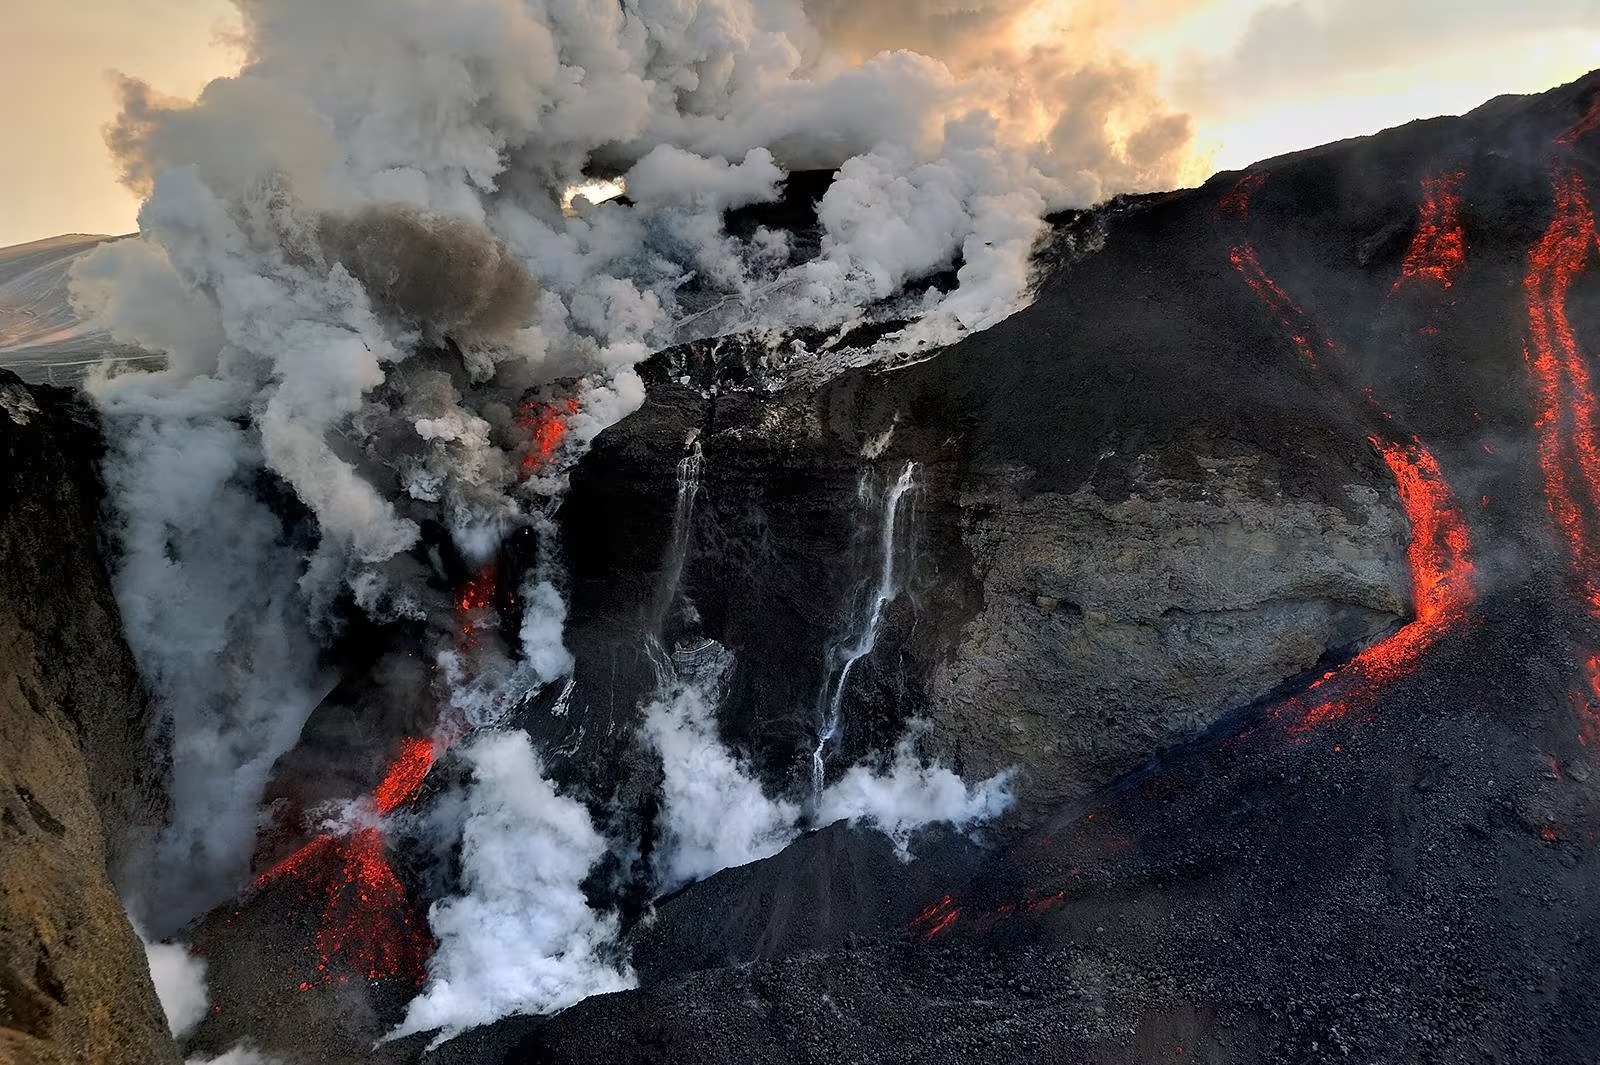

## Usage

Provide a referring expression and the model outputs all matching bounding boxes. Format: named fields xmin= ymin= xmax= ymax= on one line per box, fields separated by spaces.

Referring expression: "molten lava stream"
xmin=1559 ymin=95 xmax=1600 ymax=147
xmin=1222 ymin=171 xmax=1479 ymax=732
xmin=1288 ymin=437 xmax=1476 ymax=732
xmin=1524 ymin=165 xmax=1600 ymax=608
xmin=252 ymin=741 xmax=441 ymax=988
xmin=1393 ymin=169 xmax=1468 ymax=293
xmin=1222 ymin=174 xmax=1344 ymax=372
xmin=252 ymin=558 xmax=502 ymax=987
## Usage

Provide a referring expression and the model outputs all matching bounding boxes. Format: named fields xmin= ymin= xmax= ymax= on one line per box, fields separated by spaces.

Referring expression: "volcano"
xmin=6 ymin=68 xmax=1600 ymax=1065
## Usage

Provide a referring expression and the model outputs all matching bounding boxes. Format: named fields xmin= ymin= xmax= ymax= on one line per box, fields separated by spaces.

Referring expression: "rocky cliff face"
xmin=0 ymin=371 xmax=174 ymax=1064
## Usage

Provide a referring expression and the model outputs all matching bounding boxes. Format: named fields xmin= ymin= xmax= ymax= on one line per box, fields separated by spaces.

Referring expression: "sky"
xmin=2 ymin=0 xmax=1599 ymax=249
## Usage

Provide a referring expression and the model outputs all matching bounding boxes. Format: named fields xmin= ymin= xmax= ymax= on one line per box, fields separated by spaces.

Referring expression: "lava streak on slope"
xmin=249 ymin=739 xmax=445 ymax=988
xmin=1393 ymin=170 xmax=1468 ymax=292
xmin=1223 ymin=170 xmax=1477 ymax=733
xmin=1217 ymin=170 xmax=1268 ymax=220
xmin=1558 ymin=95 xmax=1600 ymax=147
xmin=244 ymin=560 xmax=505 ymax=990
xmin=1223 ymin=173 xmax=1340 ymax=371
xmin=372 ymin=736 xmax=439 ymax=816
xmin=1523 ymin=99 xmax=1600 ymax=751
xmin=1523 ymin=162 xmax=1600 ymax=608
xmin=1288 ymin=437 xmax=1475 ymax=732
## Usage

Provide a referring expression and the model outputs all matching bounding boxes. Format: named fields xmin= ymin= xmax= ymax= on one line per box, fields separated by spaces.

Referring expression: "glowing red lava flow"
xmin=911 ymin=166 xmax=1485 ymax=946
xmin=1393 ymin=169 xmax=1468 ymax=292
xmin=1559 ymin=96 xmax=1600 ymax=147
xmin=910 ymin=895 xmax=961 ymax=940
xmin=1222 ymin=170 xmax=1478 ymax=731
xmin=251 ymin=741 xmax=441 ymax=988
xmin=1523 ymin=163 xmax=1600 ymax=610
xmin=517 ymin=397 xmax=581 ymax=477
xmin=250 ymin=561 xmax=502 ymax=989
xmin=1223 ymin=173 xmax=1340 ymax=371
xmin=1288 ymin=437 xmax=1475 ymax=732
xmin=1217 ymin=170 xmax=1268 ymax=220
xmin=1523 ymin=100 xmax=1600 ymax=753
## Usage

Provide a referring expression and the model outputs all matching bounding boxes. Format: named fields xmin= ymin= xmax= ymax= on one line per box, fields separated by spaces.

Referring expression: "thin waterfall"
xmin=645 ymin=436 xmax=704 ymax=689
xmin=811 ymin=460 xmax=918 ymax=800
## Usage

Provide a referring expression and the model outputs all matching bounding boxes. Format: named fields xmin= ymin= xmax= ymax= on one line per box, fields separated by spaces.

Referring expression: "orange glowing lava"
xmin=1228 ymin=245 xmax=1339 ymax=370
xmin=254 ymin=828 xmax=432 ymax=988
xmin=1291 ymin=437 xmax=1476 ymax=732
xmin=1575 ymin=657 xmax=1600 ymax=751
xmin=251 ymin=730 xmax=454 ymax=987
xmin=1393 ymin=170 xmax=1467 ymax=292
xmin=1222 ymin=173 xmax=1341 ymax=371
xmin=910 ymin=895 xmax=962 ymax=940
xmin=517 ymin=398 xmax=581 ymax=477
xmin=1523 ymin=166 xmax=1600 ymax=610
xmin=1558 ymin=96 xmax=1600 ymax=147
xmin=1222 ymin=171 xmax=1477 ymax=733
xmin=373 ymin=737 xmax=438 ymax=816
xmin=1218 ymin=171 xmax=1269 ymax=220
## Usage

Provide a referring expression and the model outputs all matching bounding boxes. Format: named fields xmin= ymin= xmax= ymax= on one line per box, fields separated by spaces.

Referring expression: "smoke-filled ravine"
xmin=6 ymin=6 xmax=1600 ymax=1063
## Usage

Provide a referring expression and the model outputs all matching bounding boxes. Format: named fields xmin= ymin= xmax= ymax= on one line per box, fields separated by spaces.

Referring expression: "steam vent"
xmin=7 ymin=5 xmax=1600 ymax=1062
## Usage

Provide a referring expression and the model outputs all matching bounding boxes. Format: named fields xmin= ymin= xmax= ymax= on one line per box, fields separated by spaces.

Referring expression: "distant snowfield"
xmin=0 ymin=234 xmax=157 ymax=384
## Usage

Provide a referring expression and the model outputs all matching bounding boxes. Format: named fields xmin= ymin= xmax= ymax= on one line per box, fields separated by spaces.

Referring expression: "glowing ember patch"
xmin=909 ymin=895 xmax=962 ymax=940
xmin=456 ymin=565 xmax=497 ymax=617
xmin=1540 ymin=824 xmax=1560 ymax=843
xmin=252 ymin=829 xmax=433 ymax=987
xmin=1393 ymin=170 xmax=1468 ymax=291
xmin=516 ymin=398 xmax=581 ymax=476
xmin=373 ymin=737 xmax=437 ymax=816
xmin=1576 ymin=657 xmax=1600 ymax=750
xmin=1558 ymin=96 xmax=1600 ymax=146
xmin=1228 ymin=245 xmax=1340 ymax=370
xmin=1217 ymin=171 xmax=1269 ymax=219
xmin=1293 ymin=437 xmax=1475 ymax=732
xmin=455 ymin=564 xmax=500 ymax=650
xmin=249 ymin=722 xmax=451 ymax=986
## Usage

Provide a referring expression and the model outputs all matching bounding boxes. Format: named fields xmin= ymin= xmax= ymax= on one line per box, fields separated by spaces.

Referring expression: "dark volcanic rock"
xmin=484 ymin=70 xmax=1600 ymax=1065
xmin=0 ymin=370 xmax=175 ymax=1064
xmin=629 ymin=821 xmax=987 ymax=983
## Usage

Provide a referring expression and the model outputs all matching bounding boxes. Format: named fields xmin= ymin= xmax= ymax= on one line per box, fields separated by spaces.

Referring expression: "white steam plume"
xmin=645 ymin=677 xmax=1012 ymax=890
xmin=65 ymin=0 xmax=1187 ymax=1025
xmin=391 ymin=730 xmax=634 ymax=1045
xmin=644 ymin=683 xmax=802 ymax=892
xmin=138 ymin=932 xmax=210 ymax=1039
xmin=186 ymin=1048 xmax=287 ymax=1065
xmin=816 ymin=724 xmax=1016 ymax=858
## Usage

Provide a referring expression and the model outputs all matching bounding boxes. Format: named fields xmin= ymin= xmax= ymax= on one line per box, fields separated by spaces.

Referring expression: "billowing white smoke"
xmin=66 ymin=0 xmax=1187 ymax=1030
xmin=392 ymin=730 xmax=633 ymax=1043
xmin=139 ymin=932 xmax=209 ymax=1038
xmin=644 ymin=683 xmax=802 ymax=892
xmin=645 ymin=680 xmax=1013 ymax=890
xmin=187 ymin=1048 xmax=286 ymax=1065
xmin=98 ymin=379 xmax=328 ymax=929
xmin=816 ymin=725 xmax=1016 ymax=858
